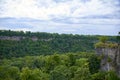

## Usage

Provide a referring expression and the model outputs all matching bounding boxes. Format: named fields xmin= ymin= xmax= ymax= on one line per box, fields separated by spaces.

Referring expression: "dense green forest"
xmin=0 ymin=52 xmax=120 ymax=80
xmin=0 ymin=30 xmax=119 ymax=80
xmin=0 ymin=30 xmax=117 ymax=59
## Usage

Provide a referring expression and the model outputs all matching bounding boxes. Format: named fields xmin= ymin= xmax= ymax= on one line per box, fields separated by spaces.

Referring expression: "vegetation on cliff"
xmin=95 ymin=36 xmax=118 ymax=48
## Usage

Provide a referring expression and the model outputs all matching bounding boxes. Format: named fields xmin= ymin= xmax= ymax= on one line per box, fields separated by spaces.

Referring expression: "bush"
xmin=91 ymin=71 xmax=107 ymax=80
xmin=95 ymin=42 xmax=118 ymax=48
xmin=105 ymin=71 xmax=120 ymax=80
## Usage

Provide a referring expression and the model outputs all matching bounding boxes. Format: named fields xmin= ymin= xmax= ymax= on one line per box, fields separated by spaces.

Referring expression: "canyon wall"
xmin=96 ymin=45 xmax=120 ymax=77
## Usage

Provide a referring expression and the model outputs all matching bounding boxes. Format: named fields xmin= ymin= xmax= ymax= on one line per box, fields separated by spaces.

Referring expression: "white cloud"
xmin=68 ymin=18 xmax=120 ymax=25
xmin=0 ymin=0 xmax=119 ymax=20
xmin=0 ymin=19 xmax=119 ymax=35
xmin=0 ymin=0 xmax=120 ymax=35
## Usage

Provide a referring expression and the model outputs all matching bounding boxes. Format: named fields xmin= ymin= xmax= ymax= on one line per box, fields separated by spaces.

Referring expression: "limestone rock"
xmin=96 ymin=46 xmax=120 ymax=77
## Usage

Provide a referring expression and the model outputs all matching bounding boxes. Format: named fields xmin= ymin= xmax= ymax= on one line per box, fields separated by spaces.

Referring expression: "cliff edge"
xmin=95 ymin=45 xmax=120 ymax=77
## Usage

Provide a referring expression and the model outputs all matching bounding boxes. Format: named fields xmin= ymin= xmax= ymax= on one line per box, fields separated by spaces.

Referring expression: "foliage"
xmin=88 ymin=54 xmax=100 ymax=74
xmin=95 ymin=42 xmax=105 ymax=48
xmin=20 ymin=67 xmax=49 ymax=80
xmin=91 ymin=71 xmax=120 ymax=80
xmin=0 ymin=30 xmax=119 ymax=80
xmin=72 ymin=68 xmax=91 ymax=80
xmin=105 ymin=70 xmax=120 ymax=80
xmin=95 ymin=42 xmax=118 ymax=48
xmin=116 ymin=32 xmax=120 ymax=44
xmin=0 ymin=66 xmax=20 ymax=80
xmin=95 ymin=36 xmax=118 ymax=48
xmin=1 ymin=53 xmax=119 ymax=80
xmin=0 ymin=30 xmax=117 ymax=59
xmin=99 ymin=36 xmax=108 ymax=43
xmin=0 ymin=53 xmax=103 ymax=80
xmin=91 ymin=71 xmax=107 ymax=80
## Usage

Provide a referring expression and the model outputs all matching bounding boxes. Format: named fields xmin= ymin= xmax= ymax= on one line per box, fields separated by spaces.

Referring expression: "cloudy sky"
xmin=0 ymin=0 xmax=120 ymax=35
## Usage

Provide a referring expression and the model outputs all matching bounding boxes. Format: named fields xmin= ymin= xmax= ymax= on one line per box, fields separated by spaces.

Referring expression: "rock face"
xmin=0 ymin=36 xmax=38 ymax=41
xmin=96 ymin=46 xmax=120 ymax=77
xmin=116 ymin=46 xmax=120 ymax=77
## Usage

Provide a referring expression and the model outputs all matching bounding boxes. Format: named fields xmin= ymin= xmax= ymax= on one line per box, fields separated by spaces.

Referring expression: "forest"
xmin=0 ymin=30 xmax=118 ymax=59
xmin=0 ymin=52 xmax=120 ymax=80
xmin=0 ymin=30 xmax=120 ymax=80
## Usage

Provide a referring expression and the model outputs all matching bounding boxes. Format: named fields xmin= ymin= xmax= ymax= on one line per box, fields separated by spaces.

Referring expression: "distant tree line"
xmin=0 ymin=30 xmax=117 ymax=59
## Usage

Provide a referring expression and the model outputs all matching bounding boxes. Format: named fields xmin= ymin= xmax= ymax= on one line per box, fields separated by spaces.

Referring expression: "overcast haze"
xmin=0 ymin=0 xmax=120 ymax=35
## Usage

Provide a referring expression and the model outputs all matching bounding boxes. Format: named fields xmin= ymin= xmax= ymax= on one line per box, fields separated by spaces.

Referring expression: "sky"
xmin=0 ymin=0 xmax=120 ymax=35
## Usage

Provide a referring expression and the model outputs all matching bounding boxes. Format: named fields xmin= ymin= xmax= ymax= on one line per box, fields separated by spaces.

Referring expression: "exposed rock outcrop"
xmin=0 ymin=36 xmax=38 ymax=41
xmin=96 ymin=45 xmax=120 ymax=77
xmin=0 ymin=36 xmax=53 ymax=41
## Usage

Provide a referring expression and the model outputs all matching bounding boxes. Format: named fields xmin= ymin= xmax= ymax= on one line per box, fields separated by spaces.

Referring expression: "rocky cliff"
xmin=96 ymin=45 xmax=120 ymax=77
xmin=0 ymin=36 xmax=39 ymax=41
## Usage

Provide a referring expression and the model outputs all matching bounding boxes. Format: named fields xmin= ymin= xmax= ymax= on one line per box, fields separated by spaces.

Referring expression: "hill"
xmin=0 ymin=30 xmax=117 ymax=59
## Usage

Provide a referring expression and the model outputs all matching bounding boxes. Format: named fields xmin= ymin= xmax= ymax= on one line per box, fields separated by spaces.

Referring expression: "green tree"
xmin=91 ymin=71 xmax=107 ymax=80
xmin=0 ymin=66 xmax=20 ymax=80
xmin=50 ymin=65 xmax=70 ymax=80
xmin=20 ymin=67 xmax=31 ymax=80
xmin=99 ymin=36 xmax=108 ymax=43
xmin=20 ymin=67 xmax=50 ymax=80
xmin=75 ymin=58 xmax=88 ymax=68
xmin=105 ymin=71 xmax=120 ymax=80
xmin=68 ymin=54 xmax=76 ymax=66
xmin=117 ymin=32 xmax=120 ymax=44
xmin=33 ymin=56 xmax=45 ymax=69
xmin=88 ymin=54 xmax=100 ymax=74
xmin=72 ymin=68 xmax=91 ymax=80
